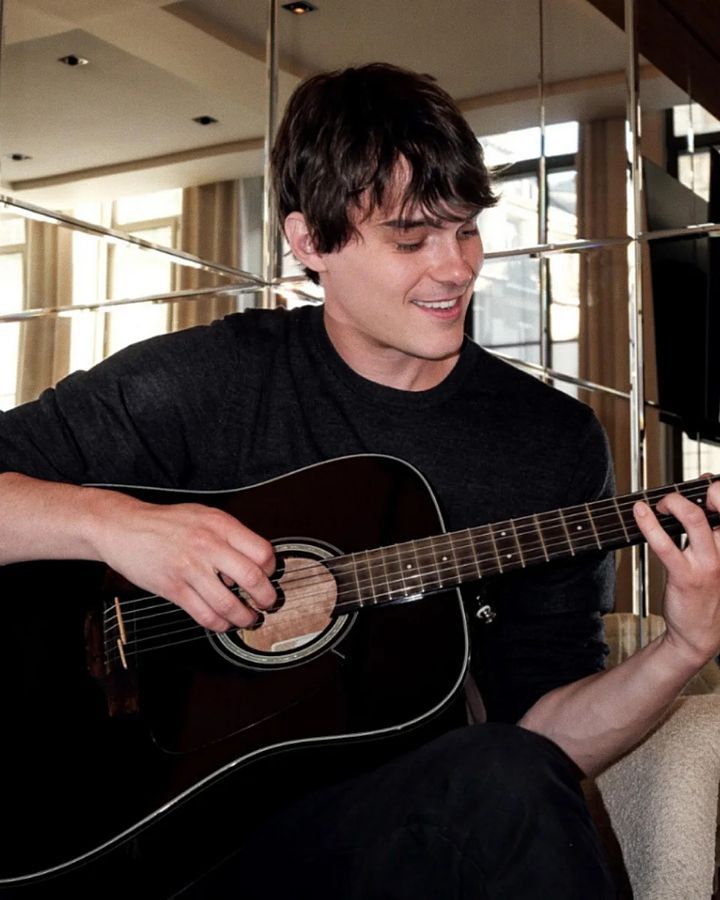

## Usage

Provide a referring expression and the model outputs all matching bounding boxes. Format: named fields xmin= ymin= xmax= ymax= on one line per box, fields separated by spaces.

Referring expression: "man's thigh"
xmin=174 ymin=724 xmax=614 ymax=899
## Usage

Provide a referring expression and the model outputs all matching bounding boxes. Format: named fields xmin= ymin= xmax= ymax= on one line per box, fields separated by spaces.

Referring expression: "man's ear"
xmin=283 ymin=213 xmax=327 ymax=276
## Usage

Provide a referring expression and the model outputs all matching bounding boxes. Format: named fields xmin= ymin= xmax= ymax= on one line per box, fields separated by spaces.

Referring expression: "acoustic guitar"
xmin=0 ymin=454 xmax=716 ymax=897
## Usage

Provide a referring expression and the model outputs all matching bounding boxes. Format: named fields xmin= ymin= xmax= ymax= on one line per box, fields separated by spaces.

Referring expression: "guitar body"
xmin=0 ymin=455 xmax=469 ymax=896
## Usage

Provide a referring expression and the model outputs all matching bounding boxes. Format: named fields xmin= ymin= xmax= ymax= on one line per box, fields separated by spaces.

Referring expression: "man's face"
xmin=318 ymin=193 xmax=483 ymax=389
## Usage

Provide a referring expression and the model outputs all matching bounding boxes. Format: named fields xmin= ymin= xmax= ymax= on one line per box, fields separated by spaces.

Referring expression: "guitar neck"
xmin=329 ymin=474 xmax=720 ymax=611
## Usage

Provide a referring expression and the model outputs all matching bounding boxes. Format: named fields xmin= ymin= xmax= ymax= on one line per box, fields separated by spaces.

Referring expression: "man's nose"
xmin=429 ymin=241 xmax=478 ymax=287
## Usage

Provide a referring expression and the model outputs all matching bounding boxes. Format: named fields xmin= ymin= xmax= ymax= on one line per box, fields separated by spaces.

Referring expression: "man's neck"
xmin=323 ymin=311 xmax=460 ymax=392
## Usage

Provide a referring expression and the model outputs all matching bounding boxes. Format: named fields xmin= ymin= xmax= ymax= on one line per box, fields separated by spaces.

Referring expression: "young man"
xmin=0 ymin=64 xmax=718 ymax=898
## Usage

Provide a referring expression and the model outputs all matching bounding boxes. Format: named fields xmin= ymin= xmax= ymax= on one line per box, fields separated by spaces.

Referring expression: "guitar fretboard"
xmin=327 ymin=474 xmax=719 ymax=611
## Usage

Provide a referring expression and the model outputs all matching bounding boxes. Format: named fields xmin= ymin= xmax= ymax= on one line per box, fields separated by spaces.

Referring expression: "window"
xmin=70 ymin=189 xmax=182 ymax=371
xmin=682 ymin=435 xmax=720 ymax=479
xmin=666 ymin=103 xmax=720 ymax=474
xmin=668 ymin=103 xmax=720 ymax=201
xmin=0 ymin=214 xmax=25 ymax=409
xmin=472 ymin=122 xmax=579 ymax=380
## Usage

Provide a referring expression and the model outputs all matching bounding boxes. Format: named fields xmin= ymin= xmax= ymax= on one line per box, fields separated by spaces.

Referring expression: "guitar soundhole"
xmin=210 ymin=541 xmax=353 ymax=669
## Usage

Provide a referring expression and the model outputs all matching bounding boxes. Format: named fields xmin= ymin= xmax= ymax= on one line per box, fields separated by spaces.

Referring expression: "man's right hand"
xmin=0 ymin=472 xmax=276 ymax=632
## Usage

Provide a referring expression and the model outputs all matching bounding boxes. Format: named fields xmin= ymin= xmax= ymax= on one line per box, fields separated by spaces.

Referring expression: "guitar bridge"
xmin=85 ymin=593 xmax=140 ymax=717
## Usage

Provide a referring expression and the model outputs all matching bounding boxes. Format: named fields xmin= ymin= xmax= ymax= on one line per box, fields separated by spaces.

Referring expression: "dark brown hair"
xmin=271 ymin=63 xmax=497 ymax=282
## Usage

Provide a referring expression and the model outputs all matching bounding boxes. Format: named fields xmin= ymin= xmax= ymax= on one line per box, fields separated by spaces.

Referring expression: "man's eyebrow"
xmin=379 ymin=218 xmax=434 ymax=231
xmin=378 ymin=214 xmax=477 ymax=231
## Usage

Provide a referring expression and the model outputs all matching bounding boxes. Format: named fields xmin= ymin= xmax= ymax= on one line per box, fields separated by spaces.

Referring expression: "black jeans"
xmin=174 ymin=723 xmax=614 ymax=899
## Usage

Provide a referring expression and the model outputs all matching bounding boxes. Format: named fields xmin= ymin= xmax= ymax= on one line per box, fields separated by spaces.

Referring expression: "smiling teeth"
xmin=414 ymin=299 xmax=457 ymax=309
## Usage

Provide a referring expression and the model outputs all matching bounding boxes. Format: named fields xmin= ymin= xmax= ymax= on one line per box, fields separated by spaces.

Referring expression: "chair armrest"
xmin=596 ymin=694 xmax=720 ymax=899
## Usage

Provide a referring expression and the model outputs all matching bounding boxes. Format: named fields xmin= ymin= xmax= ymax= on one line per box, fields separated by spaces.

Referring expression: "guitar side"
xmin=0 ymin=455 xmax=469 ymax=896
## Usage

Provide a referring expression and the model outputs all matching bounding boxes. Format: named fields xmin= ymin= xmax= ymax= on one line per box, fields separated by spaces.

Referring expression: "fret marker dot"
xmin=406 ymin=564 xmax=413 ymax=570
xmin=500 ymin=531 xmax=506 ymax=537
xmin=441 ymin=555 xmax=448 ymax=562
xmin=576 ymin=526 xmax=583 ymax=531
xmin=506 ymin=553 xmax=512 ymax=559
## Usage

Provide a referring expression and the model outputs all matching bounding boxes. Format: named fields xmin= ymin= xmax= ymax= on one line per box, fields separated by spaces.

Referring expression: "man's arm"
xmin=0 ymin=471 xmax=277 ymax=630
xmin=519 ymin=482 xmax=720 ymax=776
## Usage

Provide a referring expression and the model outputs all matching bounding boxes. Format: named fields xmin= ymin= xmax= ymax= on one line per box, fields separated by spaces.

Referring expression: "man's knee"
xmin=417 ymin=723 xmax=581 ymax=811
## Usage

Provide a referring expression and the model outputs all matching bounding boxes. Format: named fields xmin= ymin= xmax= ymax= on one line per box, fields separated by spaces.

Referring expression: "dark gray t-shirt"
xmin=0 ymin=304 xmax=614 ymax=721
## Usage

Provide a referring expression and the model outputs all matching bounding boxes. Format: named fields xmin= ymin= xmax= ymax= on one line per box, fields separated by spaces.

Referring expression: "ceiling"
xmin=0 ymin=0 xmax=691 ymax=209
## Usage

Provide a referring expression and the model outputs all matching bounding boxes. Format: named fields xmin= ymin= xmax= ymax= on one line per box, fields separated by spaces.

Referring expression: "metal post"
xmin=261 ymin=0 xmax=280 ymax=308
xmin=624 ymin=0 xmax=649 ymax=618
xmin=537 ymin=0 xmax=551 ymax=375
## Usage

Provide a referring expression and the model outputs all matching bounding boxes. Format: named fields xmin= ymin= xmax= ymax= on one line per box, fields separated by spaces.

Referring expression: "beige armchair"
xmin=589 ymin=613 xmax=720 ymax=899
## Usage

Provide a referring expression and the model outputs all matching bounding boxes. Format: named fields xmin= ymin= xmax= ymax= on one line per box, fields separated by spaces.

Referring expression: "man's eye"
xmin=459 ymin=227 xmax=478 ymax=240
xmin=396 ymin=241 xmax=423 ymax=252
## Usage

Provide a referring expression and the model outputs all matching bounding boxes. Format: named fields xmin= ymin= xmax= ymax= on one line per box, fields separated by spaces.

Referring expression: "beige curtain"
xmin=15 ymin=221 xmax=73 ymax=404
xmin=171 ymin=180 xmax=241 ymax=330
xmin=577 ymin=117 xmax=631 ymax=491
xmin=577 ymin=115 xmax=668 ymax=613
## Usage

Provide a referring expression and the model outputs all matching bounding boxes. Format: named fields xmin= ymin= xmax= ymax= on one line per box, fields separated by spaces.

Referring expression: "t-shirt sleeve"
xmin=470 ymin=412 xmax=615 ymax=723
xmin=0 ymin=320 xmax=240 ymax=488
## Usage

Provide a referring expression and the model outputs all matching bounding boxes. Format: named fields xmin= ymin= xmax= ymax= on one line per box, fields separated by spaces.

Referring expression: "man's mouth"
xmin=411 ymin=297 xmax=460 ymax=310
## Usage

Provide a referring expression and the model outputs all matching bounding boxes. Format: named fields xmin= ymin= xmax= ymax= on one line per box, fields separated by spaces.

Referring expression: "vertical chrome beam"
xmin=537 ymin=0 xmax=551 ymax=374
xmin=261 ymin=0 xmax=280 ymax=308
xmin=0 ymin=0 xmax=6 ymax=191
xmin=624 ymin=0 xmax=648 ymax=617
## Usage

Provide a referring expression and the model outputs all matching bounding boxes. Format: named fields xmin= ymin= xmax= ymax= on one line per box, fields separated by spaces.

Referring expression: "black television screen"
xmin=644 ymin=154 xmax=720 ymax=444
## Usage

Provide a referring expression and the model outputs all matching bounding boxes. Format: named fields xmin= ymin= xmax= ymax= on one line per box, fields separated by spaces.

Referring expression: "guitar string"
xmin=103 ymin=484 xmax=717 ymax=658
xmin=102 ymin=480 xmax=716 ymax=639
xmin=105 ymin=480 xmax=714 ymax=622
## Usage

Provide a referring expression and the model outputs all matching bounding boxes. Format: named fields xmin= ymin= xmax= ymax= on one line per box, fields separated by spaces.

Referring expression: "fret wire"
xmin=476 ymin=524 xmax=502 ymax=576
xmin=465 ymin=526 xmax=483 ymax=578
xmin=351 ymin=552 xmax=362 ymax=603
xmin=379 ymin=545 xmax=392 ymax=600
xmin=492 ymin=520 xmax=521 ymax=569
xmin=487 ymin=523 xmax=503 ymax=573
xmin=385 ymin=542 xmax=408 ymax=600
xmin=427 ymin=534 xmax=444 ymax=589
xmin=410 ymin=539 xmax=425 ymax=590
xmin=414 ymin=537 xmax=441 ymax=593
xmin=611 ymin=496 xmax=630 ymax=543
xmin=584 ymin=503 xmax=603 ymax=549
xmin=350 ymin=552 xmax=368 ymax=606
xmin=370 ymin=548 xmax=387 ymax=603
xmin=509 ymin=517 xmax=526 ymax=567
xmin=558 ymin=507 xmax=575 ymax=556
xmin=532 ymin=513 xmax=550 ymax=562
xmin=442 ymin=533 xmax=462 ymax=586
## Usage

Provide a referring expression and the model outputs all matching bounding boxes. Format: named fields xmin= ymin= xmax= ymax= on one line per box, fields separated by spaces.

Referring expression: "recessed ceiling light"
xmin=58 ymin=54 xmax=89 ymax=67
xmin=282 ymin=2 xmax=317 ymax=14
xmin=193 ymin=115 xmax=218 ymax=126
xmin=6 ymin=153 xmax=32 ymax=161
